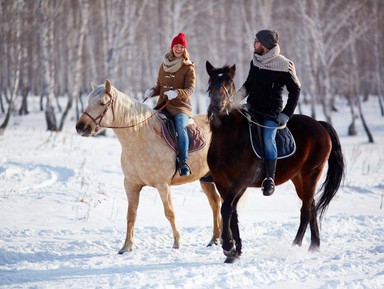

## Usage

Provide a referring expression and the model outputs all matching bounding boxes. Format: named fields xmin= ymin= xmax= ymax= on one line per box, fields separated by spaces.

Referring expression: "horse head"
xmin=206 ymin=61 xmax=236 ymax=128
xmin=76 ymin=79 xmax=116 ymax=137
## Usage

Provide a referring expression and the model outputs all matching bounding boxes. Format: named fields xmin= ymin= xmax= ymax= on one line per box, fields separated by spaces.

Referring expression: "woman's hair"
xmin=169 ymin=49 xmax=190 ymax=60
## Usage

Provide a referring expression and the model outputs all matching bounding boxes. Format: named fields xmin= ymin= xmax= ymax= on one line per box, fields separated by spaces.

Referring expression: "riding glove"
xmin=144 ymin=88 xmax=154 ymax=98
xmin=164 ymin=90 xmax=178 ymax=100
xmin=277 ymin=113 xmax=289 ymax=125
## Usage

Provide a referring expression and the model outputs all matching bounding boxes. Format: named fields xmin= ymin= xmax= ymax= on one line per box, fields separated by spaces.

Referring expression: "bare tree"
xmin=58 ymin=0 xmax=90 ymax=131
xmin=0 ymin=0 xmax=23 ymax=134
xmin=0 ymin=0 xmax=382 ymax=132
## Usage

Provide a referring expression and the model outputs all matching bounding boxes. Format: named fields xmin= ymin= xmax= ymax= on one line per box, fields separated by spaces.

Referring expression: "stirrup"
xmin=179 ymin=163 xmax=191 ymax=176
xmin=261 ymin=177 xmax=275 ymax=196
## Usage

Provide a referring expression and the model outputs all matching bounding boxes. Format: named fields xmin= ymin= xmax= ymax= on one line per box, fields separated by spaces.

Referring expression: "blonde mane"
xmin=113 ymin=87 xmax=158 ymax=132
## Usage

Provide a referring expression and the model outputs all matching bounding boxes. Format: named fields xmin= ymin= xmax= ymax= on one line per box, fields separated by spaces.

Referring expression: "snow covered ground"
xmin=0 ymin=95 xmax=383 ymax=289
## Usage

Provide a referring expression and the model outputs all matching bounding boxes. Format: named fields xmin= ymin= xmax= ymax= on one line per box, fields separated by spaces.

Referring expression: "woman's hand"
xmin=164 ymin=90 xmax=178 ymax=100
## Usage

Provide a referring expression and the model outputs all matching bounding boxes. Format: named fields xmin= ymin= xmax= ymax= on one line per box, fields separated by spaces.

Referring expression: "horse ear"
xmin=206 ymin=61 xmax=214 ymax=76
xmin=90 ymin=82 xmax=97 ymax=89
xmin=229 ymin=64 xmax=236 ymax=79
xmin=105 ymin=79 xmax=111 ymax=93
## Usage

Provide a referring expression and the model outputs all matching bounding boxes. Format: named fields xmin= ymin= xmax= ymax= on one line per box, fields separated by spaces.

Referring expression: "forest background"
xmin=1 ymin=0 xmax=383 ymax=136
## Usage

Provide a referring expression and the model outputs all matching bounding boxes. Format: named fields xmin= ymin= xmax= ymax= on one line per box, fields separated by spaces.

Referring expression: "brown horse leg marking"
xmin=118 ymin=180 xmax=142 ymax=254
xmin=158 ymin=184 xmax=181 ymax=249
xmin=200 ymin=181 xmax=222 ymax=246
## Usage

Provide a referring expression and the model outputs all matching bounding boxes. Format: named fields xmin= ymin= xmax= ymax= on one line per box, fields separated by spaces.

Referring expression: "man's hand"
xmin=277 ymin=113 xmax=289 ymax=125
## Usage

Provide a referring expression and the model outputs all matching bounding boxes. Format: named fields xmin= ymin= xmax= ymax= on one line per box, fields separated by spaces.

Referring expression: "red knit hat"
xmin=171 ymin=32 xmax=188 ymax=49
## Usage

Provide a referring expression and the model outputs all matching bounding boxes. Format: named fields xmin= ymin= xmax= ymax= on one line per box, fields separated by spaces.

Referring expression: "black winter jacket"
xmin=241 ymin=61 xmax=300 ymax=119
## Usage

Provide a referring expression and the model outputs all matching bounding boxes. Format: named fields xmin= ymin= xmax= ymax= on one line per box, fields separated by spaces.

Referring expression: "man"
xmin=236 ymin=29 xmax=301 ymax=196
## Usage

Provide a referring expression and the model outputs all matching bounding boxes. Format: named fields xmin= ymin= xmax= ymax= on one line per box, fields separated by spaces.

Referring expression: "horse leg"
xmin=292 ymin=205 xmax=311 ymax=247
xmin=224 ymin=209 xmax=242 ymax=263
xmin=291 ymin=176 xmax=311 ymax=248
xmin=158 ymin=184 xmax=181 ymax=249
xmin=118 ymin=180 xmax=142 ymax=254
xmin=199 ymin=181 xmax=222 ymax=246
xmin=221 ymin=191 xmax=244 ymax=263
xmin=308 ymin=202 xmax=320 ymax=252
xmin=221 ymin=195 xmax=235 ymax=255
xmin=292 ymin=176 xmax=320 ymax=251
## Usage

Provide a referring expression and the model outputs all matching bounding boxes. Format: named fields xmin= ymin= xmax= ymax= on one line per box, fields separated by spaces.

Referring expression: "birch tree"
xmin=58 ymin=0 xmax=90 ymax=131
xmin=0 ymin=0 xmax=23 ymax=134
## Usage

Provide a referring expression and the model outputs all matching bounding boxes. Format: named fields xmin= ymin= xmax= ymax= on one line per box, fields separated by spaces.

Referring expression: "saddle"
xmin=247 ymin=112 xmax=296 ymax=159
xmin=158 ymin=113 xmax=206 ymax=153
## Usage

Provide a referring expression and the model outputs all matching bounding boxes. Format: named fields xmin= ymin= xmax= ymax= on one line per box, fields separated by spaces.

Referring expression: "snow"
xmin=0 ymin=96 xmax=383 ymax=289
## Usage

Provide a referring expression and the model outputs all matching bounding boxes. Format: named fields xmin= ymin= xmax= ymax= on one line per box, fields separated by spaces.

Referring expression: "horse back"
xmin=276 ymin=114 xmax=333 ymax=184
xmin=192 ymin=114 xmax=211 ymax=140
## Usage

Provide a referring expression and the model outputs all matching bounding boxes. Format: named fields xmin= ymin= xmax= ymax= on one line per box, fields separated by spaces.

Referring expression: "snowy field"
xmin=0 ymin=95 xmax=383 ymax=289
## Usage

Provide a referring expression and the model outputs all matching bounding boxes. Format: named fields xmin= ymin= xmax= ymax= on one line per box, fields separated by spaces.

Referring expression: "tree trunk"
xmin=18 ymin=87 xmax=29 ymax=115
xmin=357 ymin=96 xmax=374 ymax=143
xmin=347 ymin=95 xmax=357 ymax=136
xmin=0 ymin=0 xmax=22 ymax=134
xmin=45 ymin=97 xmax=57 ymax=131
xmin=59 ymin=0 xmax=89 ymax=131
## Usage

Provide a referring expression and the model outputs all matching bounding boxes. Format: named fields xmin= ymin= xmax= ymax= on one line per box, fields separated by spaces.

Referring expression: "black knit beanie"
xmin=255 ymin=30 xmax=279 ymax=49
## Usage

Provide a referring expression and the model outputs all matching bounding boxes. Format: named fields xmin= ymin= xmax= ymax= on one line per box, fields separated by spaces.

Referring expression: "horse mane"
xmin=113 ymin=87 xmax=155 ymax=131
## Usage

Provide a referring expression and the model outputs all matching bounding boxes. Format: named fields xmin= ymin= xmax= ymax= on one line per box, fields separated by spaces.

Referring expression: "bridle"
xmin=209 ymin=77 xmax=286 ymax=130
xmin=83 ymin=89 xmax=169 ymax=133
xmin=83 ymin=90 xmax=116 ymax=133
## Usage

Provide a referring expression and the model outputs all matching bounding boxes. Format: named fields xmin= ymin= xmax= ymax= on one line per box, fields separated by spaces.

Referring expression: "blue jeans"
xmin=262 ymin=119 xmax=278 ymax=160
xmin=174 ymin=113 xmax=189 ymax=162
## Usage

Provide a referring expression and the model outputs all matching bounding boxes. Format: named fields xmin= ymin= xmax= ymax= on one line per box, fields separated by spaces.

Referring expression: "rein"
xmin=210 ymin=82 xmax=286 ymax=130
xmin=83 ymin=90 xmax=170 ymax=132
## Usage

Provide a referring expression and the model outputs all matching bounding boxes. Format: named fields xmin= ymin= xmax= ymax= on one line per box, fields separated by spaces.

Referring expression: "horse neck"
xmin=113 ymin=89 xmax=154 ymax=127
xmin=211 ymin=110 xmax=245 ymax=135
xmin=109 ymin=89 xmax=159 ymax=143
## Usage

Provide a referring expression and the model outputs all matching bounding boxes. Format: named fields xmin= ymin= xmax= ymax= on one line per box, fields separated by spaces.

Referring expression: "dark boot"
xmin=262 ymin=159 xmax=277 ymax=196
xmin=179 ymin=162 xmax=191 ymax=176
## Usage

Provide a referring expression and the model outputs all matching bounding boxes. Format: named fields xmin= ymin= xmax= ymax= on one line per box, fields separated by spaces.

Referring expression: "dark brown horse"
xmin=205 ymin=61 xmax=345 ymax=263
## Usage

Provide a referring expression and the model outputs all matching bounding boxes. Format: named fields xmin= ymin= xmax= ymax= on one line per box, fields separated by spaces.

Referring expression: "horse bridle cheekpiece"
xmin=83 ymin=90 xmax=115 ymax=133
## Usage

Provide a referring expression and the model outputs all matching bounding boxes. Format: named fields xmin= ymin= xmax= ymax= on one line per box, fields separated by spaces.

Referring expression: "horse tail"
xmin=316 ymin=121 xmax=345 ymax=220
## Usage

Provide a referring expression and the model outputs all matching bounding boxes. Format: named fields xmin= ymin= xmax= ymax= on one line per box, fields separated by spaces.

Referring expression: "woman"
xmin=144 ymin=32 xmax=195 ymax=176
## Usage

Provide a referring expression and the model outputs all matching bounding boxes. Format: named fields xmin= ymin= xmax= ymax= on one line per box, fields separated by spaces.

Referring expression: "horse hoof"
xmin=224 ymin=255 xmax=239 ymax=264
xmin=206 ymin=237 xmax=221 ymax=247
xmin=223 ymin=248 xmax=234 ymax=257
xmin=118 ymin=247 xmax=132 ymax=254
xmin=309 ymin=245 xmax=320 ymax=253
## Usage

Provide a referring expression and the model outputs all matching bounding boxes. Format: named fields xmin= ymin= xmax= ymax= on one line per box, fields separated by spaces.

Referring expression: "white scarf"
xmin=162 ymin=52 xmax=184 ymax=73
xmin=253 ymin=45 xmax=301 ymax=87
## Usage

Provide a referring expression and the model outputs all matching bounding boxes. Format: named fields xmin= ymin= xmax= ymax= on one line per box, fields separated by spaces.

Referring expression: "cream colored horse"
xmin=75 ymin=80 xmax=221 ymax=254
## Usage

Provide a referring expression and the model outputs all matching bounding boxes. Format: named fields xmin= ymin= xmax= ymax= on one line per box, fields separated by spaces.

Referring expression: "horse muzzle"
xmin=75 ymin=119 xmax=94 ymax=137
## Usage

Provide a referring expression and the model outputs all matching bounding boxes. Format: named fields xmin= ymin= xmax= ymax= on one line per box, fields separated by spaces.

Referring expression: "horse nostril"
xmin=76 ymin=122 xmax=85 ymax=133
